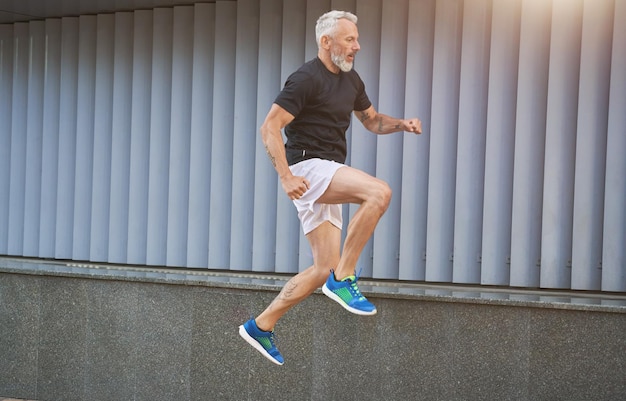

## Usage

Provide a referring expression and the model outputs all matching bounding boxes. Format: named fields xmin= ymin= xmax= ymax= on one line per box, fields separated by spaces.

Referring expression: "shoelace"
xmin=268 ymin=330 xmax=278 ymax=346
xmin=347 ymin=269 xmax=365 ymax=300
xmin=249 ymin=314 xmax=279 ymax=348
xmin=256 ymin=328 xmax=279 ymax=351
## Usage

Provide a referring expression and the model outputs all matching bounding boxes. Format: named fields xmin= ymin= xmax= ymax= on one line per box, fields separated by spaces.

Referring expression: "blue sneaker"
xmin=238 ymin=318 xmax=284 ymax=365
xmin=322 ymin=270 xmax=377 ymax=316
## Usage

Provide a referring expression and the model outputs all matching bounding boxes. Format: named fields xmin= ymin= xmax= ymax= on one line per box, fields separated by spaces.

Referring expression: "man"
xmin=239 ymin=10 xmax=422 ymax=365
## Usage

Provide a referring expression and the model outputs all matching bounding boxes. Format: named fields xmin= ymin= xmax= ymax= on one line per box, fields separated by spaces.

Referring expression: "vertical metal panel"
xmin=146 ymin=8 xmax=173 ymax=266
xmin=127 ymin=10 xmax=153 ymax=264
xmin=452 ymin=0 xmax=491 ymax=284
xmin=571 ymin=0 xmax=614 ymax=290
xmin=73 ymin=15 xmax=97 ymax=260
xmin=127 ymin=11 xmax=153 ymax=264
xmin=351 ymin=0 xmax=382 ymax=277
xmin=108 ymin=12 xmax=134 ymax=263
xmin=166 ymin=6 xmax=194 ymax=267
xmin=425 ymin=0 xmax=463 ymax=282
xmin=39 ymin=19 xmax=62 ymax=257
xmin=398 ymin=0 xmax=435 ymax=281
xmin=90 ymin=14 xmax=115 ymax=261
xmin=187 ymin=3 xmax=215 ymax=268
xmin=602 ymin=0 xmax=626 ymax=292
xmin=230 ymin=0 xmax=260 ymax=270
xmin=55 ymin=17 xmax=79 ymax=259
xmin=8 ymin=23 xmax=30 ymax=255
xmin=22 ymin=21 xmax=45 ymax=257
xmin=250 ymin=0 xmax=284 ymax=272
xmin=480 ymin=0 xmax=521 ymax=285
xmin=0 ymin=25 xmax=13 ymax=255
xmin=509 ymin=0 xmax=551 ymax=288
xmin=208 ymin=2 xmax=236 ymax=268
xmin=372 ymin=0 xmax=409 ymax=279
xmin=270 ymin=0 xmax=306 ymax=273
xmin=541 ymin=0 xmax=583 ymax=289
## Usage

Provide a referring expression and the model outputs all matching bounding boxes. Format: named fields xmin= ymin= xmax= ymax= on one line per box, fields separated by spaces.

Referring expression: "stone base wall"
xmin=1 ymin=259 xmax=625 ymax=401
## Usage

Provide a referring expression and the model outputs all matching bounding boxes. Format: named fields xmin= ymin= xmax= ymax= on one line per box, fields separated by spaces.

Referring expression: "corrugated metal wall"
xmin=0 ymin=0 xmax=624 ymax=292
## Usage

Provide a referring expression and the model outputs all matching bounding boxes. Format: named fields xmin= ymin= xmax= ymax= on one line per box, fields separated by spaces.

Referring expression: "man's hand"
xmin=402 ymin=118 xmax=422 ymax=134
xmin=281 ymin=175 xmax=310 ymax=200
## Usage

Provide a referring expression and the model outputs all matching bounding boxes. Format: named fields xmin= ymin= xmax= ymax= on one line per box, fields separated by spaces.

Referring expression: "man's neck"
xmin=317 ymin=52 xmax=340 ymax=74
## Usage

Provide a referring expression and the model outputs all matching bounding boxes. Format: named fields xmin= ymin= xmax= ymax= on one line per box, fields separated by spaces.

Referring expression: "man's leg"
xmin=316 ymin=166 xmax=391 ymax=280
xmin=255 ymin=221 xmax=341 ymax=331
xmin=240 ymin=165 xmax=389 ymax=362
xmin=255 ymin=165 xmax=389 ymax=329
xmin=240 ymin=222 xmax=340 ymax=364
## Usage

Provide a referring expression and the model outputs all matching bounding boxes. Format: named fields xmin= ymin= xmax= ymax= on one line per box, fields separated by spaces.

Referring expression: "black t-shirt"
xmin=274 ymin=57 xmax=372 ymax=165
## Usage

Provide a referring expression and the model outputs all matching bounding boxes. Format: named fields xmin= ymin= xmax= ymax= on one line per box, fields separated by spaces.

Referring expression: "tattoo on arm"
xmin=358 ymin=110 xmax=371 ymax=123
xmin=377 ymin=117 xmax=384 ymax=133
xmin=264 ymin=144 xmax=276 ymax=167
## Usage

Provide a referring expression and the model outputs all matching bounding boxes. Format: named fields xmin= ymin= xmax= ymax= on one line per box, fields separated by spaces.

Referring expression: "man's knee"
xmin=371 ymin=180 xmax=392 ymax=213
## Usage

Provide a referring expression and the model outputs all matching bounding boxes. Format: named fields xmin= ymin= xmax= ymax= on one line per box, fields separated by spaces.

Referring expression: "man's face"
xmin=329 ymin=19 xmax=360 ymax=72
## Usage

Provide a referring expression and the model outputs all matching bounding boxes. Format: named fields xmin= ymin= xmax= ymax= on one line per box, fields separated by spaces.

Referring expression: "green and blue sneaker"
xmin=238 ymin=318 xmax=284 ymax=365
xmin=322 ymin=270 xmax=377 ymax=316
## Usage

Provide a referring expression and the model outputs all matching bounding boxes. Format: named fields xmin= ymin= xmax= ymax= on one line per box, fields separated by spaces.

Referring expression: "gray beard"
xmin=331 ymin=53 xmax=353 ymax=72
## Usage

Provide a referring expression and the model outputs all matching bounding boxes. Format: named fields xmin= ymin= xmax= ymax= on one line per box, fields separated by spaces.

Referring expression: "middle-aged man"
xmin=239 ymin=10 xmax=423 ymax=365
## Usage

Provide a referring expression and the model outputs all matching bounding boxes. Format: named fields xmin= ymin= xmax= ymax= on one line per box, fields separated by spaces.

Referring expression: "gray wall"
xmin=1 ymin=265 xmax=625 ymax=401
xmin=0 ymin=0 xmax=624 ymax=291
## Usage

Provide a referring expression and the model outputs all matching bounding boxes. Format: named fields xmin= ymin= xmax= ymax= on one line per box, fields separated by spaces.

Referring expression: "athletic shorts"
xmin=289 ymin=158 xmax=345 ymax=235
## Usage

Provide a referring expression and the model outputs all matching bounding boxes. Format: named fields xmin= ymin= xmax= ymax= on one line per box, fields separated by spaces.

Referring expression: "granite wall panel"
xmin=0 ymin=270 xmax=624 ymax=401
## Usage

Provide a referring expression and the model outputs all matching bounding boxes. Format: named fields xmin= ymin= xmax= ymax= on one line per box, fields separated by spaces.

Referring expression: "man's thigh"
xmin=317 ymin=165 xmax=388 ymax=205
xmin=306 ymin=221 xmax=341 ymax=268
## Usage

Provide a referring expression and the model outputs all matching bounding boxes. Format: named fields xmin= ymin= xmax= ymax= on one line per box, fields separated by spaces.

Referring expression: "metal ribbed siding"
xmin=0 ymin=25 xmax=12 ymax=255
xmin=481 ymin=0 xmax=519 ymax=286
xmin=603 ymin=0 xmax=626 ymax=292
xmin=127 ymin=10 xmax=153 ymax=265
xmin=108 ymin=12 xmax=133 ymax=264
xmin=0 ymin=0 xmax=623 ymax=292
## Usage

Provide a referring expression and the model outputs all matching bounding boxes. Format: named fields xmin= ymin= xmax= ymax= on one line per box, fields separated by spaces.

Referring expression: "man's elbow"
xmin=260 ymin=120 xmax=278 ymax=144
xmin=362 ymin=119 xmax=378 ymax=134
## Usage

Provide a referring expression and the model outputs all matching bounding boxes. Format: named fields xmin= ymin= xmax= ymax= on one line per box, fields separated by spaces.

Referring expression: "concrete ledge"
xmin=2 ymin=257 xmax=624 ymax=313
xmin=1 ymin=257 xmax=625 ymax=401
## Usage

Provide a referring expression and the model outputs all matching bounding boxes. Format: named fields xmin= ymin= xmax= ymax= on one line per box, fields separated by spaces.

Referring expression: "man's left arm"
xmin=354 ymin=105 xmax=422 ymax=135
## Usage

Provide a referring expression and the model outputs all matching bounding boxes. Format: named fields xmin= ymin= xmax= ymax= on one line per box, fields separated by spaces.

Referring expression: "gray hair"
xmin=315 ymin=10 xmax=358 ymax=48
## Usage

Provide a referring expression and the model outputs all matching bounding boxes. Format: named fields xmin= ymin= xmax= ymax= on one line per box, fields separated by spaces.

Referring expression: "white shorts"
xmin=289 ymin=158 xmax=345 ymax=235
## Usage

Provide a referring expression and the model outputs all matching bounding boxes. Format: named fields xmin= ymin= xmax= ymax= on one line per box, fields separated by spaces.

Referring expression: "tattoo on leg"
xmin=268 ymin=279 xmax=298 ymax=311
xmin=279 ymin=280 xmax=298 ymax=300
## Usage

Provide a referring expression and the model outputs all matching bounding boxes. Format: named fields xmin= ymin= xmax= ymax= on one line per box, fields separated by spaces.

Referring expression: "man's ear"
xmin=321 ymin=35 xmax=332 ymax=49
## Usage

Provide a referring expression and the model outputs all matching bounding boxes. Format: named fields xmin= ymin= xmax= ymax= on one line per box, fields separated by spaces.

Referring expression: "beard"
xmin=331 ymin=51 xmax=354 ymax=72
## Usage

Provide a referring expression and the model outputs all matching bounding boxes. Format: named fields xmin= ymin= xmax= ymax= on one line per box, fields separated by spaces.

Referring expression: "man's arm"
xmin=260 ymin=103 xmax=310 ymax=200
xmin=355 ymin=105 xmax=422 ymax=135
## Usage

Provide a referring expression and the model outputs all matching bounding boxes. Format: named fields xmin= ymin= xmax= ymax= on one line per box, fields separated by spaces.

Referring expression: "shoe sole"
xmin=322 ymin=284 xmax=377 ymax=316
xmin=238 ymin=325 xmax=284 ymax=366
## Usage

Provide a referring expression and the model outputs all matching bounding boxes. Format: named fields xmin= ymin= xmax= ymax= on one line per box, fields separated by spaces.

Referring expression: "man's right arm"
xmin=260 ymin=103 xmax=310 ymax=200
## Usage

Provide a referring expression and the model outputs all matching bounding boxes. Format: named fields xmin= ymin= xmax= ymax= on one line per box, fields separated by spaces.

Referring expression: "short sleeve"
xmin=274 ymin=70 xmax=313 ymax=118
xmin=353 ymin=73 xmax=371 ymax=112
